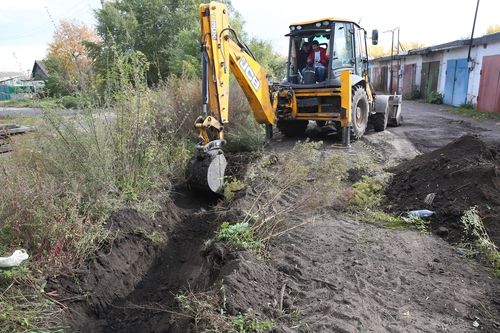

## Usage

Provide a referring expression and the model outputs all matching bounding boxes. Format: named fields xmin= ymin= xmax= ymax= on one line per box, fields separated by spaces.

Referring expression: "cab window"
xmin=332 ymin=22 xmax=354 ymax=70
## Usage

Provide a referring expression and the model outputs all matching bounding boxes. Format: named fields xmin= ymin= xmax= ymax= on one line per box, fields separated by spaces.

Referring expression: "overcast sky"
xmin=1 ymin=0 xmax=498 ymax=73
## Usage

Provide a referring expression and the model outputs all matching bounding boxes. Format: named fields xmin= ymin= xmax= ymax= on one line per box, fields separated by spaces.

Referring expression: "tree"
xmin=368 ymin=45 xmax=390 ymax=59
xmin=247 ymin=39 xmax=286 ymax=80
xmin=486 ymin=25 xmax=500 ymax=34
xmin=45 ymin=20 xmax=99 ymax=96
xmin=93 ymin=0 xmax=200 ymax=83
xmin=400 ymin=41 xmax=426 ymax=52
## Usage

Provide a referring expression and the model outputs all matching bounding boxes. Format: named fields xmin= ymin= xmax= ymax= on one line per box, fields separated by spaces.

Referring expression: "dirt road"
xmin=61 ymin=101 xmax=499 ymax=332
xmin=373 ymin=101 xmax=500 ymax=152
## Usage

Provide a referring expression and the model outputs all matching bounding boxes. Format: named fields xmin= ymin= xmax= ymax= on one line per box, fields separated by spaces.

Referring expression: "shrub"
xmin=61 ymin=95 xmax=79 ymax=109
xmin=427 ymin=91 xmax=443 ymax=104
xmin=0 ymin=49 xmax=194 ymax=269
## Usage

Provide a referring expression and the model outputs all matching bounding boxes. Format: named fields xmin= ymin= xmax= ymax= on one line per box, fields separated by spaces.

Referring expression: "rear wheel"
xmin=351 ymin=87 xmax=369 ymax=139
xmin=372 ymin=111 xmax=388 ymax=132
xmin=277 ymin=119 xmax=308 ymax=137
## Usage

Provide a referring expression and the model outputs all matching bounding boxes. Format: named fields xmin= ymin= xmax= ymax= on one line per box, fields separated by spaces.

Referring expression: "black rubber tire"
xmin=350 ymin=87 xmax=369 ymax=139
xmin=277 ymin=119 xmax=308 ymax=137
xmin=372 ymin=111 xmax=388 ymax=132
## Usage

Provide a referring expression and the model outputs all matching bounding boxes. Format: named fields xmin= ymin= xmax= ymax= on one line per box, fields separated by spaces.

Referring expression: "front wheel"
xmin=351 ymin=87 xmax=369 ymax=139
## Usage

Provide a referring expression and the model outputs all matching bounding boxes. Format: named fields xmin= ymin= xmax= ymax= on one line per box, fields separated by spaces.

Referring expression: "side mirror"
xmin=371 ymin=29 xmax=379 ymax=45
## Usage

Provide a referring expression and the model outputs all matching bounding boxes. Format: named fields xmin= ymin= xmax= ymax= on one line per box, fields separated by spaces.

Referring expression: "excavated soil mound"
xmin=386 ymin=135 xmax=500 ymax=246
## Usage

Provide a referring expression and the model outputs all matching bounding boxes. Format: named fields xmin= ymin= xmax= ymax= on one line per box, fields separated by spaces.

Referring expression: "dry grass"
xmin=0 ymin=57 xmax=222 ymax=331
xmin=460 ymin=207 xmax=499 ymax=274
xmin=227 ymin=140 xmax=347 ymax=245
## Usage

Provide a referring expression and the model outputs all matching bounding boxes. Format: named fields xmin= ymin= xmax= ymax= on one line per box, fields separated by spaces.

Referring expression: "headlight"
xmin=323 ymin=21 xmax=329 ymax=26
xmin=296 ymin=25 xmax=302 ymax=30
xmin=290 ymin=26 xmax=295 ymax=31
xmin=315 ymin=23 xmax=321 ymax=27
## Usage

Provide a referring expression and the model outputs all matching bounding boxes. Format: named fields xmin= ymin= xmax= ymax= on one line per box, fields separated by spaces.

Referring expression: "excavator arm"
xmin=187 ymin=2 xmax=276 ymax=193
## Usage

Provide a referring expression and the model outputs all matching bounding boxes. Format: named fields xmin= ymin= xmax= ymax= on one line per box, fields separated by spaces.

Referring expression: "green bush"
xmin=217 ymin=222 xmax=261 ymax=250
xmin=61 ymin=95 xmax=79 ymax=109
xmin=427 ymin=91 xmax=443 ymax=104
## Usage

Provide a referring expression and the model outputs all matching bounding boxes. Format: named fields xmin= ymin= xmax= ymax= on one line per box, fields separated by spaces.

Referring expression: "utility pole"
xmin=467 ymin=0 xmax=480 ymax=66
xmin=383 ymin=27 xmax=400 ymax=94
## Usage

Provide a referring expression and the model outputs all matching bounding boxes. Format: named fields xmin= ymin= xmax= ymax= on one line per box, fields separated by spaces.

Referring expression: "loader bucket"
xmin=186 ymin=148 xmax=227 ymax=194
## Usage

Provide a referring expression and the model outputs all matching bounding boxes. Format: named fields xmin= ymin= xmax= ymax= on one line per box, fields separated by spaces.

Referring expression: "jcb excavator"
xmin=187 ymin=1 xmax=402 ymax=193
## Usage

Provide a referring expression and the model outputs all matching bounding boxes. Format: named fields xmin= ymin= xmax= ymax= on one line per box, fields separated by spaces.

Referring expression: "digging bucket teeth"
xmin=186 ymin=140 xmax=227 ymax=194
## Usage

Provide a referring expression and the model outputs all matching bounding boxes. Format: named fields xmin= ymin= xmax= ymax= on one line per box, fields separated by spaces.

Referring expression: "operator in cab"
xmin=307 ymin=40 xmax=329 ymax=82
xmin=297 ymin=42 xmax=311 ymax=72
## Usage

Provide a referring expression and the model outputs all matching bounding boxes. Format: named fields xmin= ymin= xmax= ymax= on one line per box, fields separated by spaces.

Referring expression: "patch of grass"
xmin=0 ymin=97 xmax=62 ymax=109
xmin=61 ymin=95 xmax=79 ymax=109
xmin=361 ymin=211 xmax=407 ymax=229
xmin=460 ymin=206 xmax=499 ymax=273
xmin=217 ymin=222 xmax=261 ymax=250
xmin=402 ymin=215 xmax=430 ymax=234
xmin=232 ymin=314 xmax=274 ymax=333
xmin=224 ymin=180 xmax=246 ymax=201
xmin=353 ymin=153 xmax=372 ymax=173
xmin=175 ymin=289 xmax=233 ymax=332
xmin=349 ymin=175 xmax=384 ymax=210
xmin=445 ymin=106 xmax=500 ymax=121
xmin=361 ymin=211 xmax=430 ymax=233
xmin=176 ymin=290 xmax=273 ymax=333
xmin=0 ymin=266 xmax=64 ymax=332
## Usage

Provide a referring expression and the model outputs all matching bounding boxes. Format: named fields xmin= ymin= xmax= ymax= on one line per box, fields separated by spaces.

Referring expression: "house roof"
xmin=32 ymin=60 xmax=48 ymax=79
xmin=0 ymin=72 xmax=25 ymax=83
xmin=371 ymin=32 xmax=500 ymax=62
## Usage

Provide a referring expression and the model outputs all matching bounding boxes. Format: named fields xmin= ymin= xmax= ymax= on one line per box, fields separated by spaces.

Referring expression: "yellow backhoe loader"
xmin=186 ymin=1 xmax=402 ymax=193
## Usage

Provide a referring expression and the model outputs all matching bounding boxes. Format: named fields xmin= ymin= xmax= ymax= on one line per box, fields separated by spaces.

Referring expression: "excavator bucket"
xmin=186 ymin=146 xmax=227 ymax=194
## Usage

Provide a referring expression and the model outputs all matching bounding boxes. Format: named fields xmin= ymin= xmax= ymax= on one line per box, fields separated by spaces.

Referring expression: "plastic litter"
xmin=0 ymin=249 xmax=29 ymax=268
xmin=407 ymin=209 xmax=435 ymax=218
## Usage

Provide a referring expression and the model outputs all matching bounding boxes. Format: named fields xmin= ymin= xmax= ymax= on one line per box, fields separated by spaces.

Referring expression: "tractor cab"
xmin=286 ymin=18 xmax=372 ymax=87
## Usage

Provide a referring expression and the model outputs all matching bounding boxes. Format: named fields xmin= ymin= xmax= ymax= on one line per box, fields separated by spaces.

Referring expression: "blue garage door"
xmin=444 ymin=59 xmax=469 ymax=106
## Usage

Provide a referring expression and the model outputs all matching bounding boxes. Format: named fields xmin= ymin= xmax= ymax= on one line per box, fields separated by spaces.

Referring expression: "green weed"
xmin=0 ymin=266 xmax=64 ymax=332
xmin=217 ymin=222 xmax=261 ymax=250
xmin=445 ymin=106 xmax=500 ymax=121
xmin=349 ymin=175 xmax=384 ymax=210
xmin=361 ymin=211 xmax=429 ymax=233
xmin=232 ymin=314 xmax=274 ymax=333
xmin=224 ymin=180 xmax=246 ymax=201
xmin=460 ymin=207 xmax=499 ymax=273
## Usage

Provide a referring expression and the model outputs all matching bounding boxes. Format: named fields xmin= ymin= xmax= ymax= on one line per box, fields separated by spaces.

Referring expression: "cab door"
xmin=354 ymin=28 xmax=367 ymax=77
